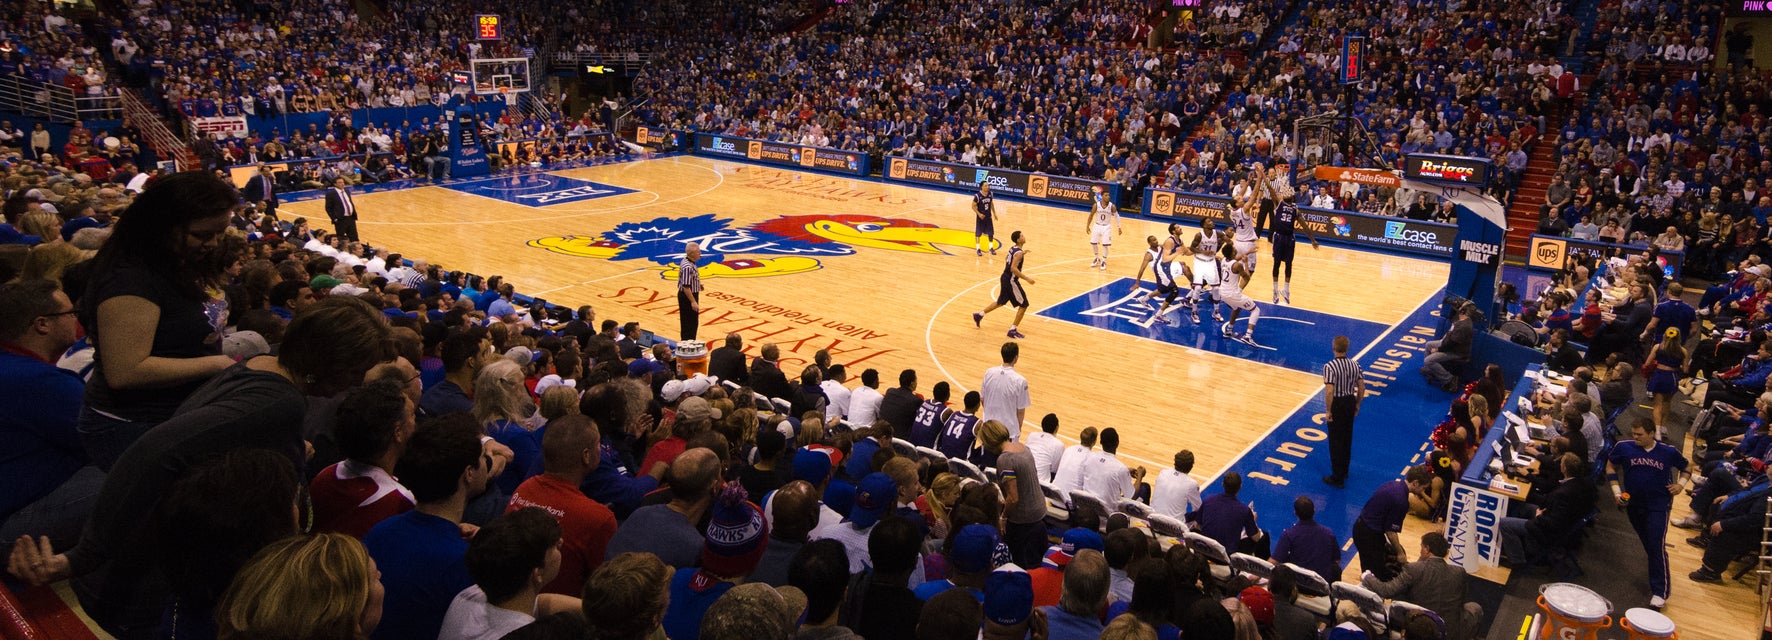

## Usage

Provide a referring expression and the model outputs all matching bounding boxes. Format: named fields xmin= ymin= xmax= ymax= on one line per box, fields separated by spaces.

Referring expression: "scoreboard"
xmin=476 ymin=14 xmax=501 ymax=40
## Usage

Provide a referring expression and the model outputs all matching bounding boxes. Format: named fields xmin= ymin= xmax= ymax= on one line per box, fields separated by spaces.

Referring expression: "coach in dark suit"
xmin=1500 ymin=454 xmax=1596 ymax=565
xmin=1363 ymin=532 xmax=1485 ymax=640
xmin=323 ymin=177 xmax=360 ymax=242
xmin=749 ymin=344 xmax=794 ymax=403
xmin=243 ymin=164 xmax=278 ymax=215
xmin=708 ymin=333 xmax=749 ymax=386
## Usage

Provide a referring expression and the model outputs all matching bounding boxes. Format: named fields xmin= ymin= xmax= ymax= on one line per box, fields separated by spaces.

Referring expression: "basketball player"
xmin=1187 ymin=219 xmax=1225 ymax=324
xmin=973 ymin=230 xmax=1034 ymax=339
xmin=1227 ymin=194 xmax=1260 ymax=274
xmin=1131 ymin=235 xmax=1183 ymax=326
xmin=1087 ymin=192 xmax=1121 ymax=270
xmin=1217 ymin=243 xmax=1261 ymax=344
xmin=1265 ymin=182 xmax=1318 ymax=304
xmin=973 ymin=181 xmax=999 ymax=256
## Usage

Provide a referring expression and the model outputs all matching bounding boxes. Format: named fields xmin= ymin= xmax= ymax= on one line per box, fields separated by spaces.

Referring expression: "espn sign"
xmin=1312 ymin=166 xmax=1399 ymax=188
xmin=189 ymin=116 xmax=247 ymax=140
xmin=1404 ymin=154 xmax=1492 ymax=188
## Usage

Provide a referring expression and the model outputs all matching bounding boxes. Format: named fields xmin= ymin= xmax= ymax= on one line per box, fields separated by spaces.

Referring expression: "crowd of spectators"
xmin=631 ymin=0 xmax=1234 ymax=194
xmin=0 ymin=166 xmax=1524 ymax=640
xmin=1528 ymin=0 xmax=1772 ymax=286
xmin=107 ymin=0 xmax=542 ymax=119
xmin=1145 ymin=0 xmax=1576 ymax=214
xmin=0 ymin=1 xmax=122 ymax=108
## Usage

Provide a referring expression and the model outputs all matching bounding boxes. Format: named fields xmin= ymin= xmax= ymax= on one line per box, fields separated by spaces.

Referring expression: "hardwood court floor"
xmin=282 ymin=154 xmax=1449 ymax=477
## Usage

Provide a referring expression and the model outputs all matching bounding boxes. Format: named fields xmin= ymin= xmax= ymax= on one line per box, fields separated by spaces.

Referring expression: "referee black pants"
xmin=678 ymin=290 xmax=699 ymax=341
xmin=1327 ymin=395 xmax=1357 ymax=481
xmin=1256 ymin=199 xmax=1275 ymax=234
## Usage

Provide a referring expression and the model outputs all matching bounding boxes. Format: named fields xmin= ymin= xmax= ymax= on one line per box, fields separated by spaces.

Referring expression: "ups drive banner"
xmin=883 ymin=156 xmax=1121 ymax=209
xmin=1525 ymin=234 xmax=1685 ymax=279
xmin=694 ymin=133 xmax=870 ymax=176
xmin=1142 ymin=187 xmax=1457 ymax=258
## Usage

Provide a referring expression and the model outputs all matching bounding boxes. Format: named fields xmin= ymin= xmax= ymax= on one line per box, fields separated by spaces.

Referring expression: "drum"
xmin=1537 ymin=583 xmax=1612 ymax=640
xmin=1621 ymin=608 xmax=1677 ymax=639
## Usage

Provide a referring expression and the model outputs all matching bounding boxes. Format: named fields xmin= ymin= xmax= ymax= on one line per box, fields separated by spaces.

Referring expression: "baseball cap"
xmin=222 ymin=330 xmax=270 ymax=361
xmin=983 ymin=564 xmax=1034 ymax=627
xmin=309 ymin=275 xmax=342 ymax=291
xmin=628 ymin=357 xmax=666 ymax=378
xmin=1239 ymin=586 xmax=1276 ymax=626
xmin=792 ymin=447 xmax=835 ymax=483
xmin=661 ymin=379 xmax=688 ymax=402
xmin=1042 ymin=528 xmax=1104 ymax=568
xmin=682 ymin=373 xmax=715 ymax=396
xmin=848 ymin=472 xmax=897 ymax=528
xmin=677 ymin=396 xmax=721 ymax=423
xmin=533 ymin=373 xmax=576 ymax=397
xmin=950 ymin=524 xmax=1000 ymax=574
xmin=504 ymin=347 xmax=533 ymax=366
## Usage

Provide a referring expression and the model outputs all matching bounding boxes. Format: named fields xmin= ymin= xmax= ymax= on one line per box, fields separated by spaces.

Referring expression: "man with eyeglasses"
xmin=0 ymin=279 xmax=101 ymax=552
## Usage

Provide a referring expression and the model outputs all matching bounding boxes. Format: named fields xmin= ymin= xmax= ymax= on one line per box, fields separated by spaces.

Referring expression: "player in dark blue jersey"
xmin=1607 ymin=419 xmax=1691 ymax=609
xmin=973 ymin=231 xmax=1034 ymax=339
xmin=907 ymin=382 xmax=953 ymax=449
xmin=937 ymin=392 xmax=983 ymax=460
xmin=1264 ymin=181 xmax=1318 ymax=304
xmin=973 ymin=182 xmax=999 ymax=256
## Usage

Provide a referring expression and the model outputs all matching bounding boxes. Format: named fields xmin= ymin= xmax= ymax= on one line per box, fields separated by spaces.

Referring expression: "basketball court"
xmin=175 ymin=154 xmax=1772 ymax=639
xmin=281 ymin=152 xmax=1445 ymax=512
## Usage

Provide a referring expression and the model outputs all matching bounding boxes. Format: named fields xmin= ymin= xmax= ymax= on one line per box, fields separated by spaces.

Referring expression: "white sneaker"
xmin=1650 ymin=596 xmax=1666 ymax=609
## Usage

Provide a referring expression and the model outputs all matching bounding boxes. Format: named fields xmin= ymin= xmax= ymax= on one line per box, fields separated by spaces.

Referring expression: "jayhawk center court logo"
xmin=529 ymin=213 xmax=997 ymax=279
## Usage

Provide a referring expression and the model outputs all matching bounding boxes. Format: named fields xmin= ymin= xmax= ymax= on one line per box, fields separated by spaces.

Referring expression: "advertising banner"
xmin=1404 ymin=154 xmax=1493 ymax=189
xmin=450 ymin=105 xmax=490 ymax=179
xmin=1143 ymin=188 xmax=1457 ymax=257
xmin=1313 ymin=165 xmax=1399 ymax=188
xmin=1445 ymin=483 xmax=1508 ymax=573
xmin=630 ymin=126 xmax=684 ymax=150
xmin=883 ymin=156 xmax=1119 ymax=208
xmin=693 ymin=133 xmax=869 ymax=176
xmin=1526 ymin=234 xmax=1686 ymax=279
xmin=189 ymin=116 xmax=247 ymax=139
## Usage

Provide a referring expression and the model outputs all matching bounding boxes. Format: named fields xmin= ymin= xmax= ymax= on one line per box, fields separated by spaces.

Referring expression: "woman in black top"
xmin=77 ymin=172 xmax=240 ymax=470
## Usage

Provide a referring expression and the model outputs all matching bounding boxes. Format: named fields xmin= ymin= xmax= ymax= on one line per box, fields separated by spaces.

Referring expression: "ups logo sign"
xmin=1529 ymin=238 xmax=1566 ymax=270
xmin=888 ymin=159 xmax=907 ymax=179
xmin=1028 ymin=176 xmax=1048 ymax=199
xmin=746 ymin=141 xmax=762 ymax=160
xmin=800 ymin=148 xmax=816 ymax=167
xmin=1152 ymin=192 xmax=1174 ymax=216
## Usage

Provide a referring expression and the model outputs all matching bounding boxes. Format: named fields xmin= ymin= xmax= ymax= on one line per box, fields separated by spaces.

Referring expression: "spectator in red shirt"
xmin=310 ymin=378 xmax=417 ymax=538
xmin=507 ymin=414 xmax=618 ymax=597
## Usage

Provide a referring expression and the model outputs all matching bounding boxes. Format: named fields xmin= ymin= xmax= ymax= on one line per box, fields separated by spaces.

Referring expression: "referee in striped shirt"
xmin=1323 ymin=335 xmax=1364 ymax=488
xmin=678 ymin=242 xmax=703 ymax=340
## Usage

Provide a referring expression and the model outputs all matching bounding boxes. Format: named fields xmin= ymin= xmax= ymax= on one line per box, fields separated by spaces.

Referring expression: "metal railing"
xmin=0 ymin=75 xmax=123 ymax=123
xmin=120 ymin=89 xmax=193 ymax=171
xmin=550 ymin=50 xmax=656 ymax=74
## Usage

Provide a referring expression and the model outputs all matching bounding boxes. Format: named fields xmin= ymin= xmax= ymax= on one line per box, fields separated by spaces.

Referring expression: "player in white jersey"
xmin=1187 ymin=219 xmax=1224 ymax=324
xmin=1132 ymin=235 xmax=1183 ymax=326
xmin=1227 ymin=195 xmax=1260 ymax=273
xmin=1216 ymin=242 xmax=1261 ymax=344
xmin=1087 ymin=193 xmax=1121 ymax=270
